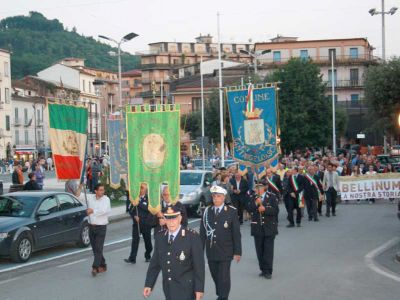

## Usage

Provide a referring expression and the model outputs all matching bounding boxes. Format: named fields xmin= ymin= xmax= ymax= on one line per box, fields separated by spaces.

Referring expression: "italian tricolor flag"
xmin=48 ymin=103 xmax=88 ymax=180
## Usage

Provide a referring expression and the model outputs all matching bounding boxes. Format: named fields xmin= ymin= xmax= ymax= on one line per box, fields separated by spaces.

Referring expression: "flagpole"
xmin=217 ymin=11 xmax=225 ymax=167
xmin=201 ymin=56 xmax=205 ymax=170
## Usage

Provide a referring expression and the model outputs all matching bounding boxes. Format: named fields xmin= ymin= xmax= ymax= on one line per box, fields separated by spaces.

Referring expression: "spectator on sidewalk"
xmin=23 ymin=173 xmax=41 ymax=191
xmin=365 ymin=165 xmax=377 ymax=204
xmin=12 ymin=164 xmax=24 ymax=185
xmin=34 ymin=164 xmax=45 ymax=190
xmin=46 ymin=156 xmax=53 ymax=171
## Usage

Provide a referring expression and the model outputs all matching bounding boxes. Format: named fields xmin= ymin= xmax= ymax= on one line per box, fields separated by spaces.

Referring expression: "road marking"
xmin=0 ymin=219 xmax=200 ymax=274
xmin=0 ymin=276 xmax=20 ymax=285
xmin=57 ymin=259 xmax=87 ymax=268
xmin=364 ymin=237 xmax=400 ymax=283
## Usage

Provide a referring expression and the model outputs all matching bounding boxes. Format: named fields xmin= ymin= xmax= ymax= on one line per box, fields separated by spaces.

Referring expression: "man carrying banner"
xmin=248 ymin=183 xmax=279 ymax=279
xmin=143 ymin=206 xmax=205 ymax=300
xmin=303 ymin=165 xmax=324 ymax=222
xmin=200 ymin=186 xmax=241 ymax=300
xmin=286 ymin=167 xmax=304 ymax=227
xmin=125 ymin=183 xmax=153 ymax=264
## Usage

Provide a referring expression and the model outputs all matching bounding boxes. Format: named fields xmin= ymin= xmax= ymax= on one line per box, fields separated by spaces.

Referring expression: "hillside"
xmin=0 ymin=12 xmax=140 ymax=79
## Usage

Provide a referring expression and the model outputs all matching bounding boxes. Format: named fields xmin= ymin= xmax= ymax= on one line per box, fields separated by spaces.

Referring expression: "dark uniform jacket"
xmin=302 ymin=173 xmax=324 ymax=200
xmin=287 ymin=174 xmax=305 ymax=197
xmin=126 ymin=194 xmax=150 ymax=225
xmin=200 ymin=204 xmax=242 ymax=261
xmin=229 ymin=178 xmax=249 ymax=204
xmin=145 ymin=227 xmax=205 ymax=300
xmin=247 ymin=192 xmax=279 ymax=237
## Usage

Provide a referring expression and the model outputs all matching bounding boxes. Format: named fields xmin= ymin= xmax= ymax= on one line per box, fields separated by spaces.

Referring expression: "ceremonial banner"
xmin=339 ymin=173 xmax=400 ymax=200
xmin=126 ymin=105 xmax=180 ymax=214
xmin=107 ymin=117 xmax=127 ymax=189
xmin=48 ymin=102 xmax=88 ymax=180
xmin=227 ymin=84 xmax=279 ymax=167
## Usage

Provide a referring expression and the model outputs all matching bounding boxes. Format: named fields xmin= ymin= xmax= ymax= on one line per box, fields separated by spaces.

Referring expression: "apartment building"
xmin=0 ymin=49 xmax=12 ymax=159
xmin=37 ymin=59 xmax=102 ymax=155
xmin=121 ymin=69 xmax=142 ymax=105
xmin=137 ymin=34 xmax=252 ymax=104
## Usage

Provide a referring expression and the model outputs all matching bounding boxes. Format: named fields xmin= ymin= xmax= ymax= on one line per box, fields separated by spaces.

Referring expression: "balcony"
xmin=89 ymin=112 xmax=99 ymax=119
xmin=324 ymin=79 xmax=364 ymax=89
xmin=88 ymin=133 xmax=99 ymax=140
xmin=336 ymin=99 xmax=369 ymax=112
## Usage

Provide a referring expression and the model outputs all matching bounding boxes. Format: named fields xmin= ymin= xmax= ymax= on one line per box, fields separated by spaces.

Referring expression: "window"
xmin=4 ymin=62 xmax=9 ymax=77
xmin=38 ymin=131 xmax=41 ymax=142
xmin=82 ymin=80 xmax=86 ymax=92
xmin=14 ymin=108 xmax=18 ymax=121
xmin=328 ymin=48 xmax=336 ymax=61
xmin=350 ymin=69 xmax=359 ymax=86
xmin=350 ymin=48 xmax=358 ymax=59
xmin=328 ymin=69 xmax=337 ymax=86
xmin=37 ymin=109 xmax=41 ymax=123
xmin=89 ymin=82 xmax=92 ymax=93
xmin=24 ymin=108 xmax=28 ymax=124
xmin=300 ymin=50 xmax=308 ymax=60
xmin=57 ymin=194 xmax=77 ymax=211
xmin=191 ymin=97 xmax=201 ymax=112
xmin=5 ymin=115 xmax=10 ymax=131
xmin=5 ymin=88 xmax=10 ymax=103
xmin=351 ymin=94 xmax=359 ymax=102
xmin=15 ymin=130 xmax=19 ymax=144
xmin=24 ymin=130 xmax=28 ymax=144
xmin=273 ymin=51 xmax=281 ymax=62
xmin=38 ymin=197 xmax=58 ymax=214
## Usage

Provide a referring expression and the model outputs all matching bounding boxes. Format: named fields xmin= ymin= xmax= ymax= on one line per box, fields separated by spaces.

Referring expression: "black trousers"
xmin=89 ymin=225 xmax=107 ymax=269
xmin=306 ymin=196 xmax=319 ymax=220
xmin=129 ymin=222 xmax=153 ymax=260
xmin=254 ymin=235 xmax=275 ymax=275
xmin=305 ymin=197 xmax=312 ymax=219
xmin=232 ymin=198 xmax=245 ymax=223
xmin=287 ymin=196 xmax=302 ymax=224
xmin=208 ymin=260 xmax=232 ymax=299
xmin=318 ymin=198 xmax=323 ymax=215
xmin=325 ymin=188 xmax=337 ymax=215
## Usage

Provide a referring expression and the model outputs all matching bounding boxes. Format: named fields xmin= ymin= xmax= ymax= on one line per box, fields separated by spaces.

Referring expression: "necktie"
xmin=168 ymin=234 xmax=174 ymax=244
xmin=214 ymin=207 xmax=219 ymax=216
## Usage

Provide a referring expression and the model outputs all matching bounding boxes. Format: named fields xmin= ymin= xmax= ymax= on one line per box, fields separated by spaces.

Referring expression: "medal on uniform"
xmin=179 ymin=251 xmax=185 ymax=261
xmin=224 ymin=206 xmax=227 ymax=211
xmin=224 ymin=221 xmax=228 ymax=228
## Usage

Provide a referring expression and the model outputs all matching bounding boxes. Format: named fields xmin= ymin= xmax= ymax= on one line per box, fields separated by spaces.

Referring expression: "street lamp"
xmin=240 ymin=49 xmax=271 ymax=75
xmin=369 ymin=0 xmax=397 ymax=153
xmin=98 ymin=32 xmax=139 ymax=110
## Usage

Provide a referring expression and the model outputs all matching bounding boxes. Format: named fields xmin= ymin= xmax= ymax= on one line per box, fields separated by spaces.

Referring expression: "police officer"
xmin=125 ymin=183 xmax=153 ymax=264
xmin=200 ymin=185 xmax=241 ymax=300
xmin=247 ymin=183 xmax=279 ymax=279
xmin=143 ymin=206 xmax=205 ymax=300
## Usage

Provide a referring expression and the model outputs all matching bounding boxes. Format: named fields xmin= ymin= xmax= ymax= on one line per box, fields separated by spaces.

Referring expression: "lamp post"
xmin=98 ymin=32 xmax=139 ymax=110
xmin=240 ymin=49 xmax=271 ymax=75
xmin=369 ymin=1 xmax=397 ymax=154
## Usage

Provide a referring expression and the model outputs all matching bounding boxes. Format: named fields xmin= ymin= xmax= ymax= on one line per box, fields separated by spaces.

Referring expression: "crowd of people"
xmin=6 ymin=157 xmax=48 ymax=191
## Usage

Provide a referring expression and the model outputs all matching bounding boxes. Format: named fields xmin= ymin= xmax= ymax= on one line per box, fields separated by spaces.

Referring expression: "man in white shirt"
xmin=322 ymin=163 xmax=340 ymax=217
xmin=87 ymin=184 xmax=111 ymax=276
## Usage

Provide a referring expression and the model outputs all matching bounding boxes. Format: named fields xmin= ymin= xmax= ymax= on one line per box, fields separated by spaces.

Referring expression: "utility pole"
xmin=331 ymin=51 xmax=337 ymax=157
xmin=217 ymin=12 xmax=225 ymax=167
xmin=200 ymin=56 xmax=205 ymax=170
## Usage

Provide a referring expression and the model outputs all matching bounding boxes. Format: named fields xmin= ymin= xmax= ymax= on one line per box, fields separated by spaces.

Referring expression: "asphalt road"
xmin=0 ymin=202 xmax=399 ymax=300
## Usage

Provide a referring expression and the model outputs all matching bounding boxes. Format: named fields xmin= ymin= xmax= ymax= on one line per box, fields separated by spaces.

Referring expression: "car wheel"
xmin=76 ymin=223 xmax=90 ymax=248
xmin=11 ymin=232 xmax=33 ymax=263
xmin=194 ymin=198 xmax=206 ymax=218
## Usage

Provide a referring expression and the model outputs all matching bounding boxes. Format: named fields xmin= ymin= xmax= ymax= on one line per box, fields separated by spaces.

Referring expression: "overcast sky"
xmin=1 ymin=0 xmax=399 ymax=58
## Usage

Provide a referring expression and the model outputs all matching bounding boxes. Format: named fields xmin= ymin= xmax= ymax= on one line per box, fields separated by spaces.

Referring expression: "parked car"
xmin=179 ymin=170 xmax=213 ymax=217
xmin=0 ymin=192 xmax=90 ymax=263
xmin=390 ymin=145 xmax=400 ymax=156
xmin=376 ymin=155 xmax=400 ymax=172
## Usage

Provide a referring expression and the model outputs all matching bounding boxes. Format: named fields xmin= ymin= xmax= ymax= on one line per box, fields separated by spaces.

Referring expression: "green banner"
xmin=126 ymin=104 xmax=180 ymax=214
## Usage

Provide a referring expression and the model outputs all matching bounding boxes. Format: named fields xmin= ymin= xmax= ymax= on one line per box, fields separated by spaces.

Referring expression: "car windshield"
xmin=180 ymin=173 xmax=203 ymax=185
xmin=0 ymin=196 xmax=38 ymax=218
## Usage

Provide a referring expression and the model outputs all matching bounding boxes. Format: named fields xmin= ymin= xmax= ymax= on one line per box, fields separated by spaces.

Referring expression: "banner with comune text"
xmin=48 ymin=102 xmax=88 ymax=180
xmin=339 ymin=173 xmax=400 ymax=201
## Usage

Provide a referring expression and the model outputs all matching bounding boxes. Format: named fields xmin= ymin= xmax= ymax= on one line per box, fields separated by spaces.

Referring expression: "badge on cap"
xmin=210 ymin=185 xmax=227 ymax=195
xmin=179 ymin=251 xmax=186 ymax=261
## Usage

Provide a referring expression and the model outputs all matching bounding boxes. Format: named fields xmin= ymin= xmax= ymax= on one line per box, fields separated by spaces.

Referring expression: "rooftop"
xmin=122 ymin=69 xmax=142 ymax=77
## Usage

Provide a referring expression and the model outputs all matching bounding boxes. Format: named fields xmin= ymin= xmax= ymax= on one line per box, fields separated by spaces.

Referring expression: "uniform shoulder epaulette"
xmin=188 ymin=228 xmax=199 ymax=235
xmin=228 ymin=205 xmax=237 ymax=210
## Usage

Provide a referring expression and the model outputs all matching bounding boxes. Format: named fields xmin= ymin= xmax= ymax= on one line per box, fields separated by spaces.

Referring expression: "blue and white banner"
xmin=227 ymin=85 xmax=279 ymax=167
xmin=107 ymin=118 xmax=128 ymax=189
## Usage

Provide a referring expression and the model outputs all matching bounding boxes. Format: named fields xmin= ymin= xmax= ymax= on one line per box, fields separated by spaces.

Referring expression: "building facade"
xmin=0 ymin=49 xmax=12 ymax=159
xmin=121 ymin=69 xmax=142 ymax=105
xmin=137 ymin=34 xmax=252 ymax=104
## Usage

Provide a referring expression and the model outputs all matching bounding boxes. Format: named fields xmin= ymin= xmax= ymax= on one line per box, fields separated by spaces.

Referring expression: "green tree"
xmin=364 ymin=58 xmax=400 ymax=136
xmin=268 ymin=58 xmax=334 ymax=152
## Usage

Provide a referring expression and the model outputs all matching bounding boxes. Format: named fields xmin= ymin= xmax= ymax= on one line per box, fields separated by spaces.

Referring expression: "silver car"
xmin=179 ymin=170 xmax=213 ymax=217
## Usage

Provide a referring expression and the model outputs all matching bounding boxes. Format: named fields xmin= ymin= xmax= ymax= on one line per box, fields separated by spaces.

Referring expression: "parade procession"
xmin=1 ymin=2 xmax=400 ymax=300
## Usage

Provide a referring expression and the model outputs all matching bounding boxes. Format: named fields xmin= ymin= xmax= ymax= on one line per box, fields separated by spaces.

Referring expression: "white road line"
xmin=364 ymin=237 xmax=400 ymax=283
xmin=0 ymin=219 xmax=200 ymax=274
xmin=0 ymin=276 xmax=20 ymax=285
xmin=57 ymin=259 xmax=87 ymax=268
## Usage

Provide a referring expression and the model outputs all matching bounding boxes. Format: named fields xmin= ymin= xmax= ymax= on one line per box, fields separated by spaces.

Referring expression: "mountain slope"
xmin=0 ymin=12 xmax=140 ymax=79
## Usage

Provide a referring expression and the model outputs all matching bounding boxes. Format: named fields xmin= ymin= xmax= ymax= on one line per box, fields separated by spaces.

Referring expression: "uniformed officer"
xmin=143 ymin=206 xmax=205 ymax=300
xmin=200 ymin=185 xmax=241 ymax=300
xmin=125 ymin=183 xmax=153 ymax=264
xmin=247 ymin=183 xmax=279 ymax=279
